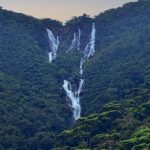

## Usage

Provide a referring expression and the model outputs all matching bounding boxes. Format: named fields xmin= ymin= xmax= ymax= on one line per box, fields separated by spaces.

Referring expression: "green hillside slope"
xmin=0 ymin=0 xmax=150 ymax=149
xmin=82 ymin=1 xmax=150 ymax=115
xmin=0 ymin=8 xmax=71 ymax=150
xmin=54 ymin=83 xmax=150 ymax=149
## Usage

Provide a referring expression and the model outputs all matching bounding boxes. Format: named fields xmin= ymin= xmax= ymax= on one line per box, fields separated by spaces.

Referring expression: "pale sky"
xmin=1 ymin=0 xmax=137 ymax=22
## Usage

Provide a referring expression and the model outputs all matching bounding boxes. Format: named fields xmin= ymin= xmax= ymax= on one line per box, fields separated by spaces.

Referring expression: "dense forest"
xmin=0 ymin=0 xmax=150 ymax=149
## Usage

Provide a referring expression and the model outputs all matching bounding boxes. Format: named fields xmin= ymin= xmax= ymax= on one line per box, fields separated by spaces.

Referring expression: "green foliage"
xmin=54 ymin=86 xmax=150 ymax=149
xmin=82 ymin=0 xmax=150 ymax=115
xmin=119 ymin=126 xmax=150 ymax=150
xmin=0 ymin=0 xmax=150 ymax=149
xmin=0 ymin=8 xmax=71 ymax=150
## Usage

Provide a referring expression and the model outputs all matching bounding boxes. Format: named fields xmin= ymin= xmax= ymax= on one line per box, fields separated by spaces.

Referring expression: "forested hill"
xmin=0 ymin=0 xmax=150 ymax=149
xmin=0 ymin=7 xmax=72 ymax=150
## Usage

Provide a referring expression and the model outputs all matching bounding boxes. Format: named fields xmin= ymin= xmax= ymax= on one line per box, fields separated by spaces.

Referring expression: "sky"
xmin=1 ymin=0 xmax=137 ymax=22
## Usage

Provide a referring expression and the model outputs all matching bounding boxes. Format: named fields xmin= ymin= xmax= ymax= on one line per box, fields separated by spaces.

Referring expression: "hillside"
xmin=0 ymin=0 xmax=150 ymax=149
xmin=82 ymin=1 xmax=150 ymax=115
xmin=0 ymin=8 xmax=72 ymax=150
xmin=54 ymin=84 xmax=150 ymax=149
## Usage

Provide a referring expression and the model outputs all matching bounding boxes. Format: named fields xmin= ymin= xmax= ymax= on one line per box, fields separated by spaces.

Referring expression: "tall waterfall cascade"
xmin=46 ymin=29 xmax=60 ymax=62
xmin=79 ymin=23 xmax=96 ymax=76
xmin=47 ymin=23 xmax=96 ymax=121
xmin=63 ymin=79 xmax=84 ymax=120
xmin=63 ymin=23 xmax=96 ymax=121
xmin=84 ymin=23 xmax=96 ymax=59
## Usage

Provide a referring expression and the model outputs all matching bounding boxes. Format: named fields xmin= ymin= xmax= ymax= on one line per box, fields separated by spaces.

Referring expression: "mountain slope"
xmin=54 ymin=83 xmax=150 ymax=149
xmin=53 ymin=1 xmax=150 ymax=149
xmin=82 ymin=1 xmax=150 ymax=115
xmin=0 ymin=1 xmax=150 ymax=149
xmin=0 ymin=8 xmax=71 ymax=150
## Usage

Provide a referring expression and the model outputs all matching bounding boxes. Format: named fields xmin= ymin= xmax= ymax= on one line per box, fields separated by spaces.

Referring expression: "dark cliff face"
xmin=46 ymin=15 xmax=94 ymax=54
xmin=0 ymin=0 xmax=150 ymax=149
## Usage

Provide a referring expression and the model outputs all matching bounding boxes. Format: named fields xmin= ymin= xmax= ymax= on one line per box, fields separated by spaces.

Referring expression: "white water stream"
xmin=84 ymin=23 xmax=96 ymax=58
xmin=47 ymin=24 xmax=96 ymax=120
xmin=47 ymin=29 xmax=60 ymax=62
xmin=79 ymin=58 xmax=85 ymax=76
xmin=63 ymin=23 xmax=96 ymax=120
xmin=69 ymin=28 xmax=81 ymax=51
xmin=63 ymin=79 xmax=84 ymax=120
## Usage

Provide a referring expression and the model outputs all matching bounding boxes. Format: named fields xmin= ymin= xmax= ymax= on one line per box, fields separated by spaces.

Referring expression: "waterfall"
xmin=69 ymin=33 xmax=77 ymax=51
xmin=63 ymin=23 xmax=96 ymax=121
xmin=84 ymin=23 xmax=96 ymax=59
xmin=47 ymin=23 xmax=96 ymax=121
xmin=63 ymin=79 xmax=84 ymax=120
xmin=77 ymin=28 xmax=81 ymax=51
xmin=80 ymin=58 xmax=85 ymax=76
xmin=48 ymin=52 xmax=53 ymax=63
xmin=78 ymin=79 xmax=84 ymax=97
xmin=79 ymin=23 xmax=96 ymax=75
xmin=69 ymin=28 xmax=81 ymax=51
xmin=79 ymin=23 xmax=96 ymax=76
xmin=46 ymin=29 xmax=60 ymax=62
